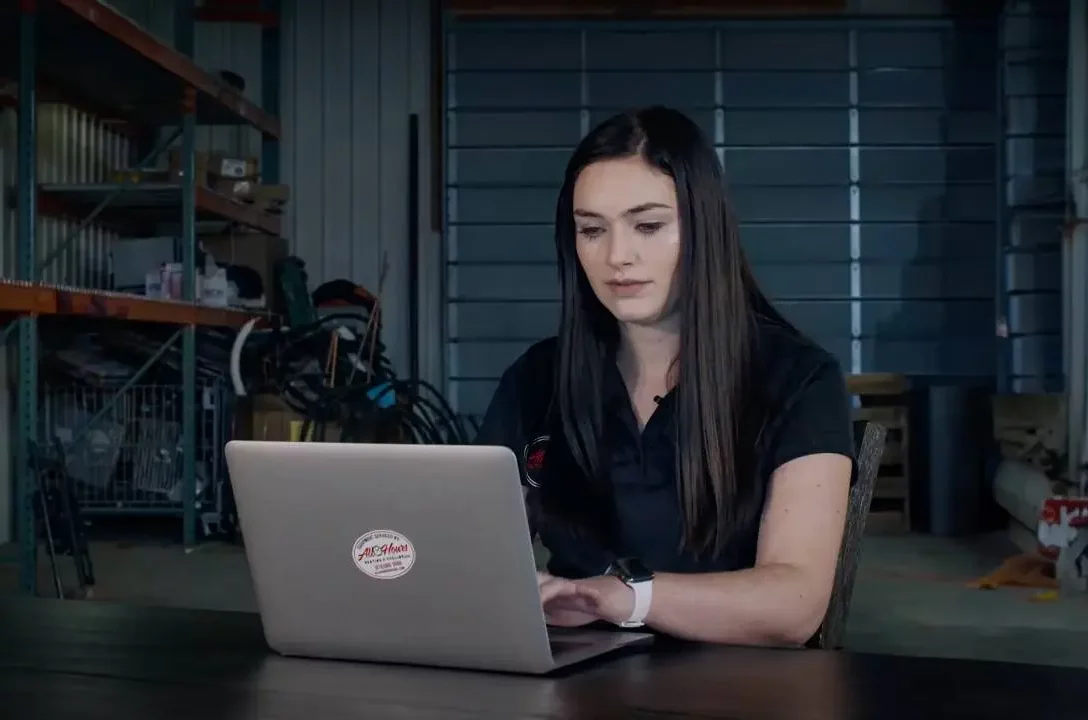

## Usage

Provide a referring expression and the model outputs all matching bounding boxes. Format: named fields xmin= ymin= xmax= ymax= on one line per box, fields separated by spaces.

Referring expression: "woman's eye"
xmin=578 ymin=226 xmax=605 ymax=238
xmin=635 ymin=222 xmax=664 ymax=235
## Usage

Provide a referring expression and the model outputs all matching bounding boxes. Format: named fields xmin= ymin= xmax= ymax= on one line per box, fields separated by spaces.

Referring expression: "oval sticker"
xmin=352 ymin=529 xmax=416 ymax=580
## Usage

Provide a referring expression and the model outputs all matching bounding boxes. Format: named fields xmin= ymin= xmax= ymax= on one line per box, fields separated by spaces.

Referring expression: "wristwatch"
xmin=605 ymin=558 xmax=655 ymax=628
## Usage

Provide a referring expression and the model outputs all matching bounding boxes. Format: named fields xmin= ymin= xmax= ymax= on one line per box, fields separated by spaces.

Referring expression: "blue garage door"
xmin=1001 ymin=3 xmax=1067 ymax=392
xmin=444 ymin=16 xmax=1008 ymax=422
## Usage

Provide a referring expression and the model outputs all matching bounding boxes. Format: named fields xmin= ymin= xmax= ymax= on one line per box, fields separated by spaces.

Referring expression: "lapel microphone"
xmin=652 ymin=396 xmax=662 ymax=404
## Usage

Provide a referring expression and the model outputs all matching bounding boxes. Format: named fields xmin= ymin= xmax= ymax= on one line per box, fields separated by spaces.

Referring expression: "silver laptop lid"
xmin=225 ymin=441 xmax=555 ymax=672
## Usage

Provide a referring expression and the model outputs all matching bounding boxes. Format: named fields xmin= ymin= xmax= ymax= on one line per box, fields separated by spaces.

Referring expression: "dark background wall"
xmin=442 ymin=4 xmax=1068 ymax=422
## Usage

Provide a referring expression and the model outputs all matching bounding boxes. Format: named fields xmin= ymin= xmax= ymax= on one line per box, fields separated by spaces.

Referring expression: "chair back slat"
xmin=812 ymin=420 xmax=887 ymax=649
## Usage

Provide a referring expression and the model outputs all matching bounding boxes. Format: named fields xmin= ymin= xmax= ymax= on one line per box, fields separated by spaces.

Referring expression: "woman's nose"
xmin=605 ymin=229 xmax=637 ymax=268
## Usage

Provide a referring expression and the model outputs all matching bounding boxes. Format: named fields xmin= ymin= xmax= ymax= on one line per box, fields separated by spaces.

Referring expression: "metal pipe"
xmin=176 ymin=0 xmax=199 ymax=548
xmin=261 ymin=0 xmax=281 ymax=183
xmin=0 ymin=321 xmax=17 ymax=345
xmin=15 ymin=0 xmax=40 ymax=596
xmin=408 ymin=113 xmax=420 ymax=383
xmin=1067 ymin=0 xmax=1088 ymax=494
xmin=994 ymin=8 xmax=1010 ymax=393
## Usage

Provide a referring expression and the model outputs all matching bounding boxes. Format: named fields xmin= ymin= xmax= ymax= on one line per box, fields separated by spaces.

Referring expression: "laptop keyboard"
xmin=548 ymin=633 xmax=597 ymax=655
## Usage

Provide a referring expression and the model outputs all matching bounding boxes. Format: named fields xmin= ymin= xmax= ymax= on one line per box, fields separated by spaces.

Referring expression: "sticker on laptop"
xmin=352 ymin=529 xmax=416 ymax=580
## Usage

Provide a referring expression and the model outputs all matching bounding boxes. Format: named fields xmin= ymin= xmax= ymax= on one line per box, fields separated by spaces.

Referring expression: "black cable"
xmin=246 ymin=310 xmax=469 ymax=444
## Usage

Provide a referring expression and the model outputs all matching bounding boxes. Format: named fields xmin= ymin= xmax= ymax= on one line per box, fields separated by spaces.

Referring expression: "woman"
xmin=475 ymin=106 xmax=855 ymax=647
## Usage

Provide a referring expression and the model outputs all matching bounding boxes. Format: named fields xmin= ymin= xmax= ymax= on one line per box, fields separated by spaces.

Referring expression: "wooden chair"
xmin=809 ymin=420 xmax=888 ymax=650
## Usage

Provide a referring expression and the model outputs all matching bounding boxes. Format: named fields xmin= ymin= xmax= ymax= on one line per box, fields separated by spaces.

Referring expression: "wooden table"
xmin=1 ymin=597 xmax=1084 ymax=719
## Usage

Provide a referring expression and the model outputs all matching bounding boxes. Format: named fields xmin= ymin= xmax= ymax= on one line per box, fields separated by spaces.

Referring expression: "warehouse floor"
xmin=2 ymin=531 xmax=1087 ymax=669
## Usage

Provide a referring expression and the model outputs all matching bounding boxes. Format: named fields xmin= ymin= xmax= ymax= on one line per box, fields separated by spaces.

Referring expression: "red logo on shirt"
xmin=522 ymin=435 xmax=549 ymax=488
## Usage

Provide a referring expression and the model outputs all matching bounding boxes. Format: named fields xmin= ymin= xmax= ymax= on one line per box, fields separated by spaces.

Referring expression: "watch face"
xmin=613 ymin=557 xmax=654 ymax=583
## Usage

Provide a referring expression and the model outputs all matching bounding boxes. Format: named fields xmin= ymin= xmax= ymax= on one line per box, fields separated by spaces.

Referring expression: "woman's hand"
xmin=536 ymin=571 xmax=635 ymax=627
xmin=537 ymin=571 xmax=598 ymax=626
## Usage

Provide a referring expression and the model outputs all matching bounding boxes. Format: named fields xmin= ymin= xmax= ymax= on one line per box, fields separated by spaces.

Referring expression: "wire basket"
xmin=41 ymin=380 xmax=232 ymax=514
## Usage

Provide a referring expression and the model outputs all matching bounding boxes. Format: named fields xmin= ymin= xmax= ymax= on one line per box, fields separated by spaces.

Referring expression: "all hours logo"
xmin=522 ymin=435 xmax=549 ymax=488
xmin=352 ymin=529 xmax=416 ymax=579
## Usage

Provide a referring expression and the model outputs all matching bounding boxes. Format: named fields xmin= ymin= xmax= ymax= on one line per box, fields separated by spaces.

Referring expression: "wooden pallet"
xmin=847 ymin=373 xmax=911 ymax=534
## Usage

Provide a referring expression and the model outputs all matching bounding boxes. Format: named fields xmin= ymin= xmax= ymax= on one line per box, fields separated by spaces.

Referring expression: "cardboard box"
xmin=209 ymin=179 xmax=290 ymax=208
xmin=200 ymin=234 xmax=289 ymax=304
xmin=112 ymin=235 xmax=175 ymax=289
xmin=238 ymin=394 xmax=341 ymax=443
xmin=168 ymin=150 xmax=259 ymax=185
xmin=1039 ymin=497 xmax=1088 ymax=592
xmin=1039 ymin=497 xmax=1088 ymax=559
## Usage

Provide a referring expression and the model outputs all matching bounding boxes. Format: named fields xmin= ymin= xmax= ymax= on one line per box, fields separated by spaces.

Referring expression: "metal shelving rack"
xmin=0 ymin=0 xmax=282 ymax=595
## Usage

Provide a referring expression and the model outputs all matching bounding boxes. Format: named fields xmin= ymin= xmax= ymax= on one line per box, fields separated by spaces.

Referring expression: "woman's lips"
xmin=605 ymin=280 xmax=650 ymax=297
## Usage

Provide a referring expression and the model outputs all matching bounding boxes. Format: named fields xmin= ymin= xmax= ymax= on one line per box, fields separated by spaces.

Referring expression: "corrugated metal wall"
xmin=0 ymin=103 xmax=132 ymax=542
xmin=279 ymin=0 xmax=438 ymax=375
xmin=0 ymin=105 xmax=132 ymax=287
xmin=445 ymin=14 xmax=1013 ymax=422
xmin=1002 ymin=0 xmax=1068 ymax=392
xmin=0 ymin=0 xmax=440 ymax=542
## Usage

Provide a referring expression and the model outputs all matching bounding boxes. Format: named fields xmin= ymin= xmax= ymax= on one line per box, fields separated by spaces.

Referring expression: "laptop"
xmin=224 ymin=441 xmax=654 ymax=674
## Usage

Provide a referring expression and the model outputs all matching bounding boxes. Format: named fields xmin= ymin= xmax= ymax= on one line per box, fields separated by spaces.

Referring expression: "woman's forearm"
xmin=644 ymin=564 xmax=829 ymax=646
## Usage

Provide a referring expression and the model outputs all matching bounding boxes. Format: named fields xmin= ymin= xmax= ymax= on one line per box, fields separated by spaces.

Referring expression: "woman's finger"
xmin=538 ymin=577 xmax=578 ymax=605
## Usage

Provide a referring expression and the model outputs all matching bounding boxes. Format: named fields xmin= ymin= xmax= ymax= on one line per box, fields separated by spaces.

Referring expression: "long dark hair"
xmin=553 ymin=106 xmax=790 ymax=557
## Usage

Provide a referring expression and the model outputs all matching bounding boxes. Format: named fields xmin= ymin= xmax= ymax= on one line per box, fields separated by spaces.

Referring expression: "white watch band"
xmin=619 ymin=578 xmax=653 ymax=628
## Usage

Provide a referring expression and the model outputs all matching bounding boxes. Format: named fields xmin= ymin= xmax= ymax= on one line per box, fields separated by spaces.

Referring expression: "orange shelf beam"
xmin=0 ymin=281 xmax=268 ymax=329
xmin=56 ymin=0 xmax=281 ymax=138
xmin=32 ymin=183 xmax=282 ymax=238
xmin=195 ymin=185 xmax=282 ymax=236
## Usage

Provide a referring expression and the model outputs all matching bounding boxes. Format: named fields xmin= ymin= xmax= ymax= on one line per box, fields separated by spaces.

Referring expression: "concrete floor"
xmin=3 ymin=530 xmax=1087 ymax=669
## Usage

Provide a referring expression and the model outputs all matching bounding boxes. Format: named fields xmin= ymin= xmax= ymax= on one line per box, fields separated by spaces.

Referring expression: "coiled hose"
xmin=253 ymin=311 xmax=473 ymax=444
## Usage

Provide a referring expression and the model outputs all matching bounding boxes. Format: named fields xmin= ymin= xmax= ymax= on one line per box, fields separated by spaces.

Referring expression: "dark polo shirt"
xmin=475 ymin=314 xmax=855 ymax=579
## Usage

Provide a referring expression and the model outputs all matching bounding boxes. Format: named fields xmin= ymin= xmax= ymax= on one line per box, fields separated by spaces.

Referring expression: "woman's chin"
xmin=605 ymin=299 xmax=668 ymax=326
